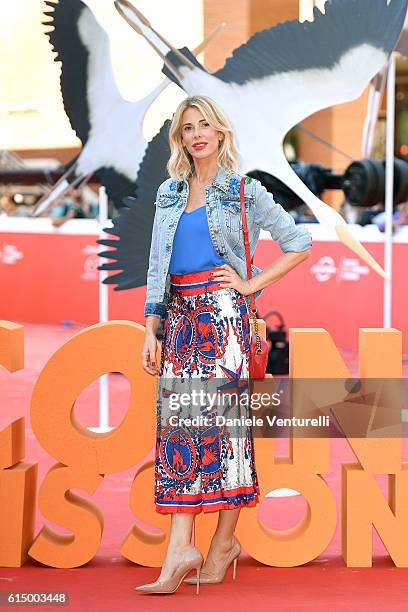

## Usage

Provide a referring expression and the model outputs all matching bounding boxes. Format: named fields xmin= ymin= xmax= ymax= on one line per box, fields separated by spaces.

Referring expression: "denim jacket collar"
xmin=178 ymin=165 xmax=233 ymax=194
xmin=211 ymin=166 xmax=233 ymax=193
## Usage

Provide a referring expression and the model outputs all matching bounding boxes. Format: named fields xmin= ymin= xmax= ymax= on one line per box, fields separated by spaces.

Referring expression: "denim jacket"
xmin=144 ymin=166 xmax=312 ymax=318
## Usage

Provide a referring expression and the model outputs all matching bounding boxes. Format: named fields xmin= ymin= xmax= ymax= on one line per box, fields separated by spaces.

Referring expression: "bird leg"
xmin=193 ymin=22 xmax=225 ymax=56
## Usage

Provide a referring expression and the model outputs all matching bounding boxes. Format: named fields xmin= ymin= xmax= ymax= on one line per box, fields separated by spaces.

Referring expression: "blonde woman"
xmin=138 ymin=95 xmax=311 ymax=594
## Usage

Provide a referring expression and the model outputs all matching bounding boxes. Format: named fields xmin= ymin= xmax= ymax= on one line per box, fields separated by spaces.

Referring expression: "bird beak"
xmin=114 ymin=0 xmax=224 ymax=60
xmin=32 ymin=162 xmax=81 ymax=217
xmin=114 ymin=0 xmax=150 ymax=35
xmin=113 ymin=0 xmax=196 ymax=80
xmin=335 ymin=224 xmax=388 ymax=280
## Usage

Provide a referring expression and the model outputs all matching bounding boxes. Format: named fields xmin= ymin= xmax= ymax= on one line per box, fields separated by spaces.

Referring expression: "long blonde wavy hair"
xmin=166 ymin=95 xmax=240 ymax=181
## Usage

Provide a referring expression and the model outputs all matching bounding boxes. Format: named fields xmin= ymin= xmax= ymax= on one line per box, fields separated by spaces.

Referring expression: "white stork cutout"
xmin=114 ymin=0 xmax=408 ymax=279
xmin=34 ymin=0 xmax=224 ymax=216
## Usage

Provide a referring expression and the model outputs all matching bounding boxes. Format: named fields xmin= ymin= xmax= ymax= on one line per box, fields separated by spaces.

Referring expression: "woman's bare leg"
xmin=201 ymin=508 xmax=241 ymax=574
xmin=157 ymin=513 xmax=195 ymax=581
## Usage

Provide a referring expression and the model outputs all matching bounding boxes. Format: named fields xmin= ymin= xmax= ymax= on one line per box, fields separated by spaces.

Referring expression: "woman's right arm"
xmin=142 ymin=185 xmax=163 ymax=376
xmin=144 ymin=186 xmax=167 ymax=318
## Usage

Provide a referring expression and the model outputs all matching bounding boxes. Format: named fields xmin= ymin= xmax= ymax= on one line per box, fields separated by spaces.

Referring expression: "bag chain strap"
xmin=240 ymin=177 xmax=262 ymax=354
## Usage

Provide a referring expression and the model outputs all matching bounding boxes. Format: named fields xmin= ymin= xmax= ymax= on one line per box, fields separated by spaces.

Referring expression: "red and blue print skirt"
xmin=155 ymin=266 xmax=260 ymax=514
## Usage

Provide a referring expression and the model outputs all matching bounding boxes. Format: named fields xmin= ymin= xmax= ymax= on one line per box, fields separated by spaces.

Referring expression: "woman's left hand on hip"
xmin=210 ymin=264 xmax=252 ymax=296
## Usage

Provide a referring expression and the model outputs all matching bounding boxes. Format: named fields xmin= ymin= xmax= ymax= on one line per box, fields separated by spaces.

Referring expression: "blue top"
xmin=168 ymin=205 xmax=227 ymax=274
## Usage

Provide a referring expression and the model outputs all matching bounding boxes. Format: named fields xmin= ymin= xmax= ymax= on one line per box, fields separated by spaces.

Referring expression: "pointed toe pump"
xmin=134 ymin=546 xmax=203 ymax=595
xmin=184 ymin=536 xmax=241 ymax=585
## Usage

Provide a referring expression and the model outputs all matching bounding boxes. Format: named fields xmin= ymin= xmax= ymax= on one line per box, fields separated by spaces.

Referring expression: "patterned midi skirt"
xmin=154 ymin=266 xmax=260 ymax=514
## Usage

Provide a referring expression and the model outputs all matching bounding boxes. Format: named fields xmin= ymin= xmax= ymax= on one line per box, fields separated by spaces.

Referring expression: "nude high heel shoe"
xmin=134 ymin=545 xmax=203 ymax=595
xmin=184 ymin=536 xmax=241 ymax=585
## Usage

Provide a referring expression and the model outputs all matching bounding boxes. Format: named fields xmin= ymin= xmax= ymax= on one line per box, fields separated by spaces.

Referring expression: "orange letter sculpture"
xmin=342 ymin=329 xmax=408 ymax=567
xmin=0 ymin=321 xmax=37 ymax=568
xmin=29 ymin=321 xmax=156 ymax=567
xmin=1 ymin=319 xmax=406 ymax=568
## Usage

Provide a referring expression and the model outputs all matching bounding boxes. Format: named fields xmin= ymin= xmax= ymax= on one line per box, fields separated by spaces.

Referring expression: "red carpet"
xmin=1 ymin=322 xmax=408 ymax=611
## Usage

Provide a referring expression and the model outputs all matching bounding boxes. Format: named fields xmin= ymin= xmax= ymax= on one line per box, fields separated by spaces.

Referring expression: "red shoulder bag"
xmin=239 ymin=176 xmax=269 ymax=379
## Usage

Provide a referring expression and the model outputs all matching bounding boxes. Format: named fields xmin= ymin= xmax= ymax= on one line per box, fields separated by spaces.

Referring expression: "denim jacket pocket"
xmin=157 ymin=194 xmax=180 ymax=230
xmin=218 ymin=194 xmax=254 ymax=248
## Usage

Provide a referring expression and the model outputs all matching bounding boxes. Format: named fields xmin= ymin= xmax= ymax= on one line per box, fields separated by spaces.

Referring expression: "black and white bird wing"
xmin=43 ymin=0 xmax=125 ymax=145
xmin=97 ymin=120 xmax=171 ymax=290
xmin=214 ymin=0 xmax=407 ymax=138
xmin=113 ymin=0 xmax=407 ymax=280
xmin=41 ymin=0 xmax=166 ymax=214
